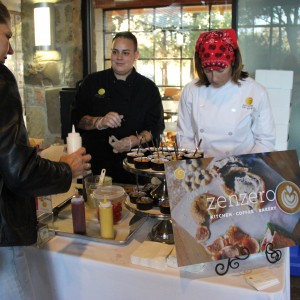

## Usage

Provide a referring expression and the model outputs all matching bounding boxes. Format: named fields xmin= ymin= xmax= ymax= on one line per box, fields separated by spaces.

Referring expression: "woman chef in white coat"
xmin=177 ymin=29 xmax=275 ymax=157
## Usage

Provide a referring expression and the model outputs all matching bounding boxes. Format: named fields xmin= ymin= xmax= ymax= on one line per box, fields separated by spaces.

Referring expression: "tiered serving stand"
xmin=123 ymin=159 xmax=174 ymax=244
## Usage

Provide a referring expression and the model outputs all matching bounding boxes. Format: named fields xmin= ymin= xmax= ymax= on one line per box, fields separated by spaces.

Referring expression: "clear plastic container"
xmin=84 ymin=175 xmax=113 ymax=208
xmin=92 ymin=185 xmax=126 ymax=224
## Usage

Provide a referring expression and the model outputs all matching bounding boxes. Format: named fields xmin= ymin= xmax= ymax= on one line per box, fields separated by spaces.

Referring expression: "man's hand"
xmin=60 ymin=147 xmax=92 ymax=178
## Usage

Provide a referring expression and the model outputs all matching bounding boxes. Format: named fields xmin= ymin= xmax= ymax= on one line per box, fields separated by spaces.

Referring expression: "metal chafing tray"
xmin=46 ymin=200 xmax=146 ymax=245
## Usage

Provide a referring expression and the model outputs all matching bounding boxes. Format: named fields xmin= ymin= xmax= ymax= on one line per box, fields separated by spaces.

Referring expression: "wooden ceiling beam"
xmin=95 ymin=0 xmax=232 ymax=9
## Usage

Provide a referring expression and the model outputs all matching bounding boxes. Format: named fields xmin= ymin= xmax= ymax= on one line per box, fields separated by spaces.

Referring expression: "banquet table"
xmin=25 ymin=218 xmax=290 ymax=300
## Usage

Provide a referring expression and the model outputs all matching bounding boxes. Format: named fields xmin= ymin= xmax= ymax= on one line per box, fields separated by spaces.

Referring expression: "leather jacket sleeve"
xmin=0 ymin=64 xmax=72 ymax=197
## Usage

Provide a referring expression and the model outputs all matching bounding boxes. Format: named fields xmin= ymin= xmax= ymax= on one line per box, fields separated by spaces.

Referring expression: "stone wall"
xmin=21 ymin=0 xmax=83 ymax=146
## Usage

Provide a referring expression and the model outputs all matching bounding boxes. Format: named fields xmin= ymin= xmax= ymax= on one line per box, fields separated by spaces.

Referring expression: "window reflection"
xmin=103 ymin=3 xmax=232 ymax=91
xmin=238 ymin=0 xmax=300 ymax=75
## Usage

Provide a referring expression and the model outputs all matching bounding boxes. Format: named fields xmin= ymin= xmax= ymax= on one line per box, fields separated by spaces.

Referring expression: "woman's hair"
xmin=112 ymin=31 xmax=138 ymax=52
xmin=0 ymin=1 xmax=10 ymax=24
xmin=194 ymin=46 xmax=249 ymax=87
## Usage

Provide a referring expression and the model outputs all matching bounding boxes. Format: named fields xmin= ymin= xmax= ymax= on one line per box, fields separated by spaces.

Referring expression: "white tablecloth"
xmin=25 ymin=219 xmax=290 ymax=300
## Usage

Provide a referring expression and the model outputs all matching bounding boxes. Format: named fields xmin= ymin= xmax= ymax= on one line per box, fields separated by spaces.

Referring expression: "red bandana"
xmin=195 ymin=29 xmax=238 ymax=70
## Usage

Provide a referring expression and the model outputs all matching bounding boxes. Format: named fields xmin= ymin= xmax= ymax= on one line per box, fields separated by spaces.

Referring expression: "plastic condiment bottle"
xmin=67 ymin=125 xmax=82 ymax=154
xmin=71 ymin=195 xmax=86 ymax=234
xmin=99 ymin=197 xmax=114 ymax=239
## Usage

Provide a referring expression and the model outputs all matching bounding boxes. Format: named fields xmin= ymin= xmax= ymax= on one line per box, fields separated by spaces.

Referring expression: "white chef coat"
xmin=177 ymin=77 xmax=276 ymax=157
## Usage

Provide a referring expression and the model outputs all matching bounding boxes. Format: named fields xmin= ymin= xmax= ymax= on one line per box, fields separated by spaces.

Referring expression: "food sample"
xmin=134 ymin=157 xmax=151 ymax=169
xmin=151 ymin=158 xmax=168 ymax=171
xmin=129 ymin=191 xmax=146 ymax=204
xmin=136 ymin=196 xmax=154 ymax=210
xmin=159 ymin=200 xmax=170 ymax=214
xmin=141 ymin=183 xmax=156 ymax=197
xmin=127 ymin=152 xmax=144 ymax=164
xmin=184 ymin=152 xmax=204 ymax=159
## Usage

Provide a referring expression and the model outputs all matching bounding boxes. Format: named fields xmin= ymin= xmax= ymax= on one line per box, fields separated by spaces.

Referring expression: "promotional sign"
xmin=165 ymin=150 xmax=300 ymax=267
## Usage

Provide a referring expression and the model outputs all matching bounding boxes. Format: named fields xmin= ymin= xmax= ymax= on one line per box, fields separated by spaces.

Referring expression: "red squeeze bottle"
xmin=71 ymin=195 xmax=86 ymax=234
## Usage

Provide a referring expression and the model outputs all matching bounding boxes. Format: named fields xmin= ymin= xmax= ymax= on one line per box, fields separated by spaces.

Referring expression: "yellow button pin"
xmin=98 ymin=88 xmax=105 ymax=95
xmin=245 ymin=97 xmax=253 ymax=105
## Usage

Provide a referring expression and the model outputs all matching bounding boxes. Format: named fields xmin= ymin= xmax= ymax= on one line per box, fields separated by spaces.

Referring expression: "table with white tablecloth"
xmin=25 ymin=218 xmax=290 ymax=300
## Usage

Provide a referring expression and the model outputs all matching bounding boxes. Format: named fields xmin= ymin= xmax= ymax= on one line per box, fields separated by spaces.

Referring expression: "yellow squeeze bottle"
xmin=99 ymin=197 xmax=114 ymax=239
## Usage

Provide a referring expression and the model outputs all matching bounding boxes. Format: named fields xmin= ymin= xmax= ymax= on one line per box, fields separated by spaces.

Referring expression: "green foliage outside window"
xmin=103 ymin=4 xmax=232 ymax=92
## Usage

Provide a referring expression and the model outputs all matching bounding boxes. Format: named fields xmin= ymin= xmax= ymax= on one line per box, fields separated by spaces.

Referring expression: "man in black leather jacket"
xmin=0 ymin=2 xmax=91 ymax=299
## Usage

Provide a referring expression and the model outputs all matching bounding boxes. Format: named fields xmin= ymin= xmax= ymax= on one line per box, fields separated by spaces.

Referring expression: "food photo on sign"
xmin=164 ymin=150 xmax=300 ymax=267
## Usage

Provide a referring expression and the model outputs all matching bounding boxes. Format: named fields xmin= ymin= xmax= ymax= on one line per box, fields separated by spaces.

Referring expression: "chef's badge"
xmin=95 ymin=88 xmax=106 ymax=98
xmin=242 ymin=97 xmax=254 ymax=109
xmin=98 ymin=88 xmax=105 ymax=95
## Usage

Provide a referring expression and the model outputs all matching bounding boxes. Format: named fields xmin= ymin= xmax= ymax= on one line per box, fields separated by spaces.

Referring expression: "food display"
xmin=123 ymin=154 xmax=173 ymax=244
xmin=125 ymin=146 xmax=202 ymax=173
xmin=123 ymin=137 xmax=206 ymax=244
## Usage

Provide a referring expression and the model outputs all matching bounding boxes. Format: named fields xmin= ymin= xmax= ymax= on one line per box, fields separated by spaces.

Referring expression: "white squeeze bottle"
xmin=67 ymin=125 xmax=82 ymax=154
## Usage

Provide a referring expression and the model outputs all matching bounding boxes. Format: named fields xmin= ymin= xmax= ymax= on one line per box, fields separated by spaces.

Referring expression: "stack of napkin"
xmin=130 ymin=241 xmax=174 ymax=270
xmin=131 ymin=242 xmax=207 ymax=273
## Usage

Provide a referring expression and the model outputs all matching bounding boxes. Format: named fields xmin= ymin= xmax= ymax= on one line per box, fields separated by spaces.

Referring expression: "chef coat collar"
xmin=111 ymin=67 xmax=137 ymax=84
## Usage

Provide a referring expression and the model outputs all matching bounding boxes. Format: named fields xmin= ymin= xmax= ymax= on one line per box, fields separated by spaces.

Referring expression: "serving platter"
xmin=124 ymin=197 xmax=170 ymax=220
xmin=123 ymin=159 xmax=165 ymax=179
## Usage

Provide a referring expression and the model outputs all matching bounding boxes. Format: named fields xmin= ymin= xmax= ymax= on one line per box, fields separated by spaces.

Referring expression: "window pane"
xmin=210 ymin=5 xmax=232 ymax=29
xmin=105 ymin=10 xmax=129 ymax=32
xmin=104 ymin=33 xmax=114 ymax=59
xmin=155 ymin=60 xmax=181 ymax=86
xmin=155 ymin=6 xmax=181 ymax=30
xmin=238 ymin=27 xmax=272 ymax=74
xmin=154 ymin=31 xmax=181 ymax=58
xmin=130 ymin=8 xmax=154 ymax=31
xmin=182 ymin=6 xmax=209 ymax=30
xmin=136 ymin=60 xmax=155 ymax=81
xmin=238 ymin=0 xmax=300 ymax=75
xmin=103 ymin=4 xmax=233 ymax=89
xmin=182 ymin=59 xmax=194 ymax=86
xmin=136 ymin=32 xmax=154 ymax=58
xmin=182 ymin=30 xmax=200 ymax=59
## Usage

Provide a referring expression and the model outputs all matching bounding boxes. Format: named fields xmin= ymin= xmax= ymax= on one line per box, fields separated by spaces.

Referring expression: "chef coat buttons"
xmin=200 ymin=129 xmax=204 ymax=133
xmin=228 ymin=132 xmax=233 ymax=136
